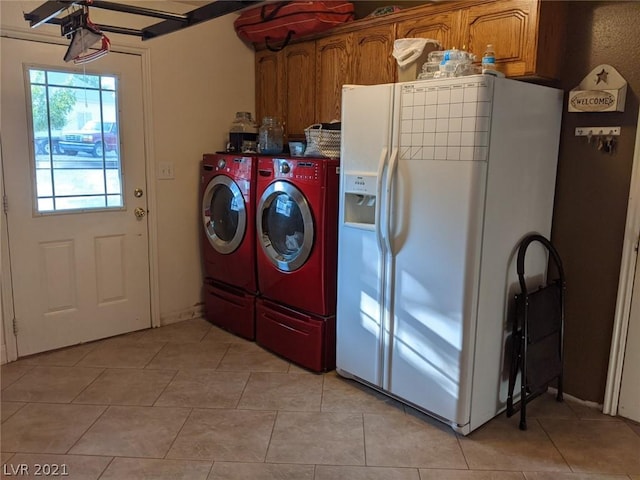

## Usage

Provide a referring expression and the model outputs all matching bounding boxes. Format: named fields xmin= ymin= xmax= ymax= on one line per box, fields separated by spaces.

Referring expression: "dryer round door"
xmin=202 ymin=175 xmax=247 ymax=254
xmin=257 ymin=181 xmax=314 ymax=272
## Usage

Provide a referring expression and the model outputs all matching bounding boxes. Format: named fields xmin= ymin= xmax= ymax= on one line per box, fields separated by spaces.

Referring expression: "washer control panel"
xmin=202 ymin=154 xmax=255 ymax=180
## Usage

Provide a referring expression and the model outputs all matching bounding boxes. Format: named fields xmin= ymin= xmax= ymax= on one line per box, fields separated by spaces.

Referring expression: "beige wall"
xmin=0 ymin=1 xmax=255 ymax=359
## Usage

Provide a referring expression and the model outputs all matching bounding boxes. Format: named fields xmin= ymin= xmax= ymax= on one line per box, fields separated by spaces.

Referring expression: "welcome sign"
xmin=568 ymin=64 xmax=627 ymax=113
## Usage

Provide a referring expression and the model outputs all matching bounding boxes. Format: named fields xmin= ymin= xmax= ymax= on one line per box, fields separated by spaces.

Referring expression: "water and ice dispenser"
xmin=343 ymin=173 xmax=377 ymax=227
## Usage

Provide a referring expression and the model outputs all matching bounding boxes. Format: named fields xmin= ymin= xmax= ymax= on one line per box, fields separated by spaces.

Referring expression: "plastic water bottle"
xmin=482 ymin=44 xmax=496 ymax=71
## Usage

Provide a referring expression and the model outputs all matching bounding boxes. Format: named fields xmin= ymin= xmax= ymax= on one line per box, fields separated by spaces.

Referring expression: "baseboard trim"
xmin=548 ymin=387 xmax=603 ymax=411
xmin=159 ymin=303 xmax=205 ymax=326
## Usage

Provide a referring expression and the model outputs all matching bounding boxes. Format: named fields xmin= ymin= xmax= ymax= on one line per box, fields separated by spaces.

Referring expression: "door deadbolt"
xmin=134 ymin=188 xmax=144 ymax=198
xmin=134 ymin=207 xmax=147 ymax=219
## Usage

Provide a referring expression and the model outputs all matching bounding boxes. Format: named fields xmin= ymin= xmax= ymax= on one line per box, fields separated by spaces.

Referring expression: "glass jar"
xmin=227 ymin=112 xmax=257 ymax=153
xmin=258 ymin=116 xmax=284 ymax=154
xmin=230 ymin=111 xmax=256 ymax=133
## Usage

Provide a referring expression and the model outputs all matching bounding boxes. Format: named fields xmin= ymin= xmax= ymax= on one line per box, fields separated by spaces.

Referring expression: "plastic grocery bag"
xmin=393 ymin=38 xmax=438 ymax=67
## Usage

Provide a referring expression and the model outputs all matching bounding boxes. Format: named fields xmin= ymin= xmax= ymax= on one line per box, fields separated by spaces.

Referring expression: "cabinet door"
xmin=316 ymin=33 xmax=352 ymax=123
xmin=282 ymin=41 xmax=316 ymax=138
xmin=352 ymin=25 xmax=396 ymax=85
xmin=396 ymin=10 xmax=461 ymax=50
xmin=255 ymin=50 xmax=283 ymax=126
xmin=463 ymin=0 xmax=537 ymax=77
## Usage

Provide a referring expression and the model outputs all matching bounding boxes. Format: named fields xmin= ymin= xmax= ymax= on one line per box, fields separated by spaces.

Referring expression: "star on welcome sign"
xmin=595 ymin=68 xmax=609 ymax=85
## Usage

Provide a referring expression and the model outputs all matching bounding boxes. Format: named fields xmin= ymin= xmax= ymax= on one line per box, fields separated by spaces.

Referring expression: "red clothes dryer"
xmin=255 ymin=156 xmax=340 ymax=316
xmin=254 ymin=156 xmax=340 ymax=372
xmin=256 ymin=297 xmax=335 ymax=372
xmin=201 ymin=153 xmax=257 ymax=340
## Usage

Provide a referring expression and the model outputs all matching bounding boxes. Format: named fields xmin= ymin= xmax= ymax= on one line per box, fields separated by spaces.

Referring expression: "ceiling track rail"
xmin=24 ymin=0 xmax=261 ymax=40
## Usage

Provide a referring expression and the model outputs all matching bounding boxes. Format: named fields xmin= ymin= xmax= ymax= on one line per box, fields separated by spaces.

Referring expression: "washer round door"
xmin=202 ymin=175 xmax=246 ymax=254
xmin=257 ymin=181 xmax=314 ymax=272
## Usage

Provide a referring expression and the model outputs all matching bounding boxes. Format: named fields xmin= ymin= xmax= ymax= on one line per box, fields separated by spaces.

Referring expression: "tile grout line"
xmin=234 ymin=370 xmax=253 ymax=409
xmin=162 ymin=406 xmax=195 ymax=460
xmin=361 ymin=412 xmax=367 ymax=467
xmin=205 ymin=458 xmax=216 ymax=479
xmin=197 ymin=326 xmax=213 ymax=343
xmin=454 ymin=429 xmax=471 ymax=471
xmin=214 ymin=343 xmax=232 ymax=371
xmin=62 ymin=402 xmax=110 ymax=456
xmin=94 ymin=455 xmax=116 ymax=480
xmin=68 ymin=367 xmax=108 ymax=404
xmin=319 ymin=372 xmax=326 ymax=412
xmin=534 ymin=417 xmax=574 ymax=473
xmin=72 ymin=341 xmax=102 ymax=366
xmin=141 ymin=341 xmax=169 ymax=369
xmin=0 ymin=400 xmax=29 ymax=425
xmin=150 ymin=368 xmax=180 ymax=407
xmin=262 ymin=408 xmax=280 ymax=464
xmin=0 ymin=364 xmax=35 ymax=390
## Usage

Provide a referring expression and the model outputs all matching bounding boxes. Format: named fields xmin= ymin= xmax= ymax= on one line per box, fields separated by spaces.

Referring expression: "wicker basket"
xmin=304 ymin=123 xmax=341 ymax=158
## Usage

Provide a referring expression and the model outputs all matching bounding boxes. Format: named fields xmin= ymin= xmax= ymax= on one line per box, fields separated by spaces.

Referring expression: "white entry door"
xmin=618 ymin=254 xmax=640 ymax=423
xmin=1 ymin=37 xmax=151 ymax=356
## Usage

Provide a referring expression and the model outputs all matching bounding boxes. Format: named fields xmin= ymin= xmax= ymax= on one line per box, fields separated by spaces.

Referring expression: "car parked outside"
xmin=34 ymin=131 xmax=62 ymax=155
xmin=58 ymin=120 xmax=118 ymax=157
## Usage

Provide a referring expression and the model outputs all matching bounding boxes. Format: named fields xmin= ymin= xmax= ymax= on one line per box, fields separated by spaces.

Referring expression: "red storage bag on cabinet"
xmin=234 ymin=1 xmax=354 ymax=51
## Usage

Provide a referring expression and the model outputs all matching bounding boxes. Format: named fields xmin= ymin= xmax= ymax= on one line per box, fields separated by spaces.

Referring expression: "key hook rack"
xmin=575 ymin=126 xmax=621 ymax=155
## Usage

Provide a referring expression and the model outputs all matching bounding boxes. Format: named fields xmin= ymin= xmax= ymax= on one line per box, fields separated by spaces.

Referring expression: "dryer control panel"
xmin=258 ymin=156 xmax=339 ymax=187
xmin=273 ymin=158 xmax=320 ymax=183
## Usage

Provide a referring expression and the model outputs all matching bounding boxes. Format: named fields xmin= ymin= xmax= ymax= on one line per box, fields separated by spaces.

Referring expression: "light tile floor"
xmin=1 ymin=317 xmax=639 ymax=480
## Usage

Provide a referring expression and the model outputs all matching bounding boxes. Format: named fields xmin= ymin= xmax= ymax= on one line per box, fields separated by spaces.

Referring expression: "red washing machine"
xmin=254 ymin=155 xmax=340 ymax=371
xmin=201 ymin=153 xmax=257 ymax=340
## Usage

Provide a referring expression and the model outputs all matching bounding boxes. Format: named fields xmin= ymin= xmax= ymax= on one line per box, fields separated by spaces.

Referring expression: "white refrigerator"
xmin=336 ymin=75 xmax=562 ymax=435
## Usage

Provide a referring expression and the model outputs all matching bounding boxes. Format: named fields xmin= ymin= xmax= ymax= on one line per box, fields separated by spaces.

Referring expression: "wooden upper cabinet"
xmin=255 ymin=50 xmax=282 ymax=128
xmin=315 ymin=25 xmax=395 ymax=123
xmin=462 ymin=0 xmax=567 ymax=79
xmin=282 ymin=41 xmax=316 ymax=138
xmin=254 ymin=0 xmax=566 ymax=132
xmin=352 ymin=25 xmax=396 ymax=85
xmin=316 ymin=33 xmax=352 ymax=123
xmin=396 ymin=10 xmax=462 ymax=50
xmin=463 ymin=0 xmax=534 ymax=77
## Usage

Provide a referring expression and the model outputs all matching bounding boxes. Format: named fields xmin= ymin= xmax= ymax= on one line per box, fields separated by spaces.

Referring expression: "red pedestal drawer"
xmin=204 ymin=280 xmax=255 ymax=340
xmin=256 ymin=297 xmax=335 ymax=372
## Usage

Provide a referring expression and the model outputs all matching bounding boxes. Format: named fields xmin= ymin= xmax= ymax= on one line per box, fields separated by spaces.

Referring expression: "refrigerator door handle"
xmin=384 ymin=147 xmax=399 ymax=256
xmin=374 ymin=147 xmax=389 ymax=254
xmin=375 ymin=146 xmax=389 ymax=387
xmin=380 ymin=146 xmax=398 ymax=389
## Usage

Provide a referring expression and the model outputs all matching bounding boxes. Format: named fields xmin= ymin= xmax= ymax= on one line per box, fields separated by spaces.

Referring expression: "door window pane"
xmin=28 ymin=67 xmax=123 ymax=213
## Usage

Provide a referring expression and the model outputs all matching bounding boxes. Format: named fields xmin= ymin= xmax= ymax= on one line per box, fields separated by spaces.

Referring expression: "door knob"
xmin=134 ymin=207 xmax=147 ymax=219
xmin=134 ymin=188 xmax=144 ymax=198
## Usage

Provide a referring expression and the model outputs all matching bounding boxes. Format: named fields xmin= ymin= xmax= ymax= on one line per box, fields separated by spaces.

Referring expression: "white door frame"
xmin=0 ymin=28 xmax=160 ymax=363
xmin=604 ymin=106 xmax=640 ymax=415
